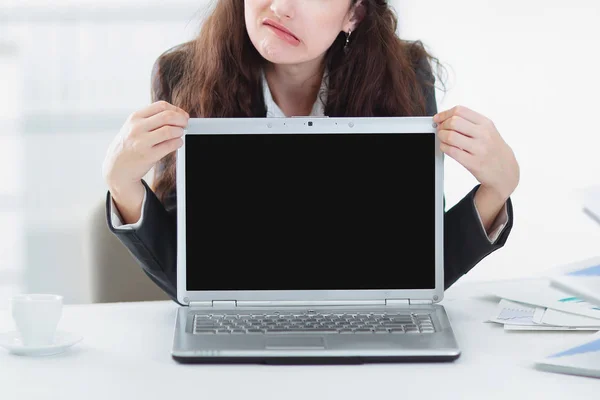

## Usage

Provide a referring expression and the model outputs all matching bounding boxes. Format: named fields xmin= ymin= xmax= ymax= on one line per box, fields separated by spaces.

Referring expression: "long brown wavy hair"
xmin=151 ymin=0 xmax=445 ymax=204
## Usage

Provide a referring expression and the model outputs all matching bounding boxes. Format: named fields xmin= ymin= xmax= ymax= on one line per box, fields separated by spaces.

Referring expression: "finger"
xmin=437 ymin=129 xmax=477 ymax=154
xmin=440 ymin=142 xmax=474 ymax=168
xmin=143 ymin=110 xmax=189 ymax=132
xmin=437 ymin=116 xmax=479 ymax=138
xmin=147 ymin=126 xmax=185 ymax=147
xmin=133 ymin=100 xmax=187 ymax=119
xmin=434 ymin=105 xmax=487 ymax=125
xmin=150 ymin=137 xmax=184 ymax=161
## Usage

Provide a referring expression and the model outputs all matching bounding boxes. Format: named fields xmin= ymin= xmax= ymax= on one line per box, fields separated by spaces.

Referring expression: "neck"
xmin=264 ymin=57 xmax=326 ymax=116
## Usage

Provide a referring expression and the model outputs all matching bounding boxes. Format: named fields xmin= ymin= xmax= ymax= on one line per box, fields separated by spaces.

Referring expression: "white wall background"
xmin=0 ymin=0 xmax=599 ymax=304
xmin=393 ymin=0 xmax=600 ymax=283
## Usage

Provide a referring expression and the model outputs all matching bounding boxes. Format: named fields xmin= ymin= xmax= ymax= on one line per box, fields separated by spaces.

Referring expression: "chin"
xmin=252 ymin=35 xmax=306 ymax=64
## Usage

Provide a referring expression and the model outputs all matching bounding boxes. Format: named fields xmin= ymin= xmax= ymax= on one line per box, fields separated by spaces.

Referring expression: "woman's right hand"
xmin=102 ymin=100 xmax=189 ymax=224
xmin=102 ymin=100 xmax=189 ymax=196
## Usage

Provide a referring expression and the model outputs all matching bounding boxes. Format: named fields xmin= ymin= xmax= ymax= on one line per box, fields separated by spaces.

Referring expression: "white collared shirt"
xmin=262 ymin=68 xmax=328 ymax=117
xmin=110 ymin=68 xmax=508 ymax=243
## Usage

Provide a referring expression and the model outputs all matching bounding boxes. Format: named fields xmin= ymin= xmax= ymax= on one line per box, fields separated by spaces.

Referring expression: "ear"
xmin=344 ymin=0 xmax=366 ymax=32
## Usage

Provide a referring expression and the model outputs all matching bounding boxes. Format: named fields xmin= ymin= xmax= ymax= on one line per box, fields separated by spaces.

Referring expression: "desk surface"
xmin=1 ymin=280 xmax=599 ymax=399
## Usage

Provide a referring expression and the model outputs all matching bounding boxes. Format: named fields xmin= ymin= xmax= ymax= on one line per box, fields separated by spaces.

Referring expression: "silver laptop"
xmin=171 ymin=116 xmax=460 ymax=364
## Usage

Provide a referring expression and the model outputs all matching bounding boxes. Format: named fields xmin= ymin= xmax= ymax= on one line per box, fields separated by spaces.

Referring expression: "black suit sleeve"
xmin=416 ymin=51 xmax=514 ymax=289
xmin=105 ymin=179 xmax=182 ymax=304
xmin=443 ymin=185 xmax=514 ymax=289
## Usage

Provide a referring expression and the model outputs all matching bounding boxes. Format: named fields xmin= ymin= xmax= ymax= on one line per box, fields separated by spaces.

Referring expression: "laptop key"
xmin=195 ymin=319 xmax=220 ymax=324
xmin=381 ymin=324 xmax=410 ymax=329
xmin=196 ymin=325 xmax=221 ymax=329
xmin=194 ymin=329 xmax=217 ymax=334
xmin=390 ymin=318 xmax=413 ymax=323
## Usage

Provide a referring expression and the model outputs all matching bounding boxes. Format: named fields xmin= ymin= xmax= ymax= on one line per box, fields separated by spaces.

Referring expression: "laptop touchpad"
xmin=265 ymin=337 xmax=325 ymax=350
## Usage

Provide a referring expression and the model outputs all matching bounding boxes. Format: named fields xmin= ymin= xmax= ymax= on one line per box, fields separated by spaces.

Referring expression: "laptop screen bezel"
xmin=176 ymin=116 xmax=444 ymax=305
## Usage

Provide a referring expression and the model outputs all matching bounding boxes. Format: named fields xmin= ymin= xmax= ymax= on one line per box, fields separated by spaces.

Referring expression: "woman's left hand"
xmin=433 ymin=105 xmax=520 ymax=202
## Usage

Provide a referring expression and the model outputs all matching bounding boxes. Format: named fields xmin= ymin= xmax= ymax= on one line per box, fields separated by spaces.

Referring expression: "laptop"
xmin=171 ymin=116 xmax=460 ymax=364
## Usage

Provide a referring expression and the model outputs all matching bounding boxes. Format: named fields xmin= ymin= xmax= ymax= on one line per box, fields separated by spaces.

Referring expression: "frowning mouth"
xmin=262 ymin=18 xmax=299 ymax=41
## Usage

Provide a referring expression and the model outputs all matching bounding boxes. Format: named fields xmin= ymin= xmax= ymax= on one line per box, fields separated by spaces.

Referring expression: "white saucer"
xmin=0 ymin=331 xmax=83 ymax=356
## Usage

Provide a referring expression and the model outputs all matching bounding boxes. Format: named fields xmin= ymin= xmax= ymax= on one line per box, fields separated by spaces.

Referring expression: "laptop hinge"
xmin=410 ymin=299 xmax=433 ymax=305
xmin=189 ymin=300 xmax=237 ymax=308
xmin=188 ymin=301 xmax=211 ymax=308
xmin=212 ymin=300 xmax=237 ymax=308
xmin=385 ymin=299 xmax=433 ymax=306
xmin=385 ymin=299 xmax=409 ymax=306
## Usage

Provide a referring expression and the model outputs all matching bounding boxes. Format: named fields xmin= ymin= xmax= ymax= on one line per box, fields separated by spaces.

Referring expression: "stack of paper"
xmin=548 ymin=256 xmax=600 ymax=307
xmin=582 ymin=184 xmax=600 ymax=225
xmin=529 ymin=256 xmax=600 ymax=378
xmin=534 ymin=331 xmax=600 ymax=378
xmin=487 ymin=277 xmax=600 ymax=331
xmin=488 ymin=298 xmax=600 ymax=331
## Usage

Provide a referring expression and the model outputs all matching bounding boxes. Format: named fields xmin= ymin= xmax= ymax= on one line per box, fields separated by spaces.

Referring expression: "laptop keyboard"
xmin=193 ymin=311 xmax=435 ymax=335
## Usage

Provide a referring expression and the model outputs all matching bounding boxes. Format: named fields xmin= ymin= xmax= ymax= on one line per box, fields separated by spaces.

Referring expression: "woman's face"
xmin=245 ymin=0 xmax=356 ymax=65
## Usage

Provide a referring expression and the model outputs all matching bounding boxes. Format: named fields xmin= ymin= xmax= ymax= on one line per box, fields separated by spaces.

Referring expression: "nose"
xmin=270 ymin=0 xmax=294 ymax=19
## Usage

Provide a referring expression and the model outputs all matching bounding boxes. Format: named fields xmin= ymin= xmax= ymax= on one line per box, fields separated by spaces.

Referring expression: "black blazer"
xmin=105 ymin=45 xmax=514 ymax=305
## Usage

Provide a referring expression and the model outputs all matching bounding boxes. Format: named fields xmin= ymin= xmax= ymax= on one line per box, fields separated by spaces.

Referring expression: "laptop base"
xmin=172 ymin=354 xmax=460 ymax=364
xmin=171 ymin=305 xmax=461 ymax=364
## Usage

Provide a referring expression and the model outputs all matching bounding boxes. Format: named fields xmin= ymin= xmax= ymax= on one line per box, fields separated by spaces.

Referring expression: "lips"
xmin=263 ymin=19 xmax=298 ymax=41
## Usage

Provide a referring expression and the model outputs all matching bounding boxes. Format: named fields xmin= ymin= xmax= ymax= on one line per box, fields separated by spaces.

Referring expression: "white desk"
xmin=1 ymin=280 xmax=598 ymax=399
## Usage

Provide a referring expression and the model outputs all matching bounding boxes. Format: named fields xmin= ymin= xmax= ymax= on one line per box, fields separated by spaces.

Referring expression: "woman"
xmin=102 ymin=0 xmax=519 ymax=304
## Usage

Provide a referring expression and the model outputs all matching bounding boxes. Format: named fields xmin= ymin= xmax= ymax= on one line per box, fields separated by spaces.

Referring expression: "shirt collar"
xmin=261 ymin=68 xmax=328 ymax=117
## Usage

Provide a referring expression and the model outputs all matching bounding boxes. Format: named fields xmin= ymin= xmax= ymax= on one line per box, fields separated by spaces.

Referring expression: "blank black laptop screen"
xmin=185 ymin=133 xmax=436 ymax=291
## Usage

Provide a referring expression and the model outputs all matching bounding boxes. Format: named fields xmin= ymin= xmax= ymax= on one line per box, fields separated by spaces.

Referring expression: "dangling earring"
xmin=344 ymin=30 xmax=352 ymax=54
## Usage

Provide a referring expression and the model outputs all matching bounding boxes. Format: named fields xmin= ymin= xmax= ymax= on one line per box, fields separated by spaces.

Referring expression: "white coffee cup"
xmin=9 ymin=294 xmax=63 ymax=346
